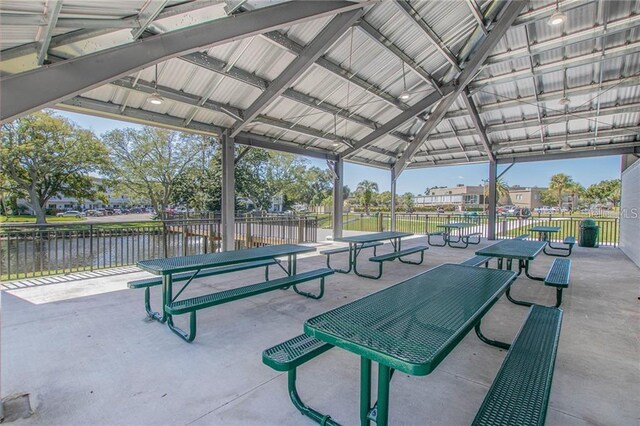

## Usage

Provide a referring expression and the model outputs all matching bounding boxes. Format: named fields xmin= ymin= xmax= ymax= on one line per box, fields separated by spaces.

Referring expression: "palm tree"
xmin=483 ymin=177 xmax=510 ymax=211
xmin=567 ymin=182 xmax=585 ymax=212
xmin=549 ymin=173 xmax=574 ymax=209
xmin=356 ymin=180 xmax=379 ymax=215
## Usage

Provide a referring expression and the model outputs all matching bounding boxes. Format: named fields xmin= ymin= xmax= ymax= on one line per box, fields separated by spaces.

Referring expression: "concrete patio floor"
xmin=2 ymin=238 xmax=639 ymax=425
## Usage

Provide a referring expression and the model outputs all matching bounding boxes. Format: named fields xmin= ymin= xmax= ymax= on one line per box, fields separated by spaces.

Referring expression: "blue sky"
xmin=58 ymin=110 xmax=622 ymax=195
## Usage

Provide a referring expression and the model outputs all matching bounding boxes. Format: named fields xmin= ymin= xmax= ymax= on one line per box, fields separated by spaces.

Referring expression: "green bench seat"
xmin=166 ymin=268 xmax=334 ymax=342
xmin=320 ymin=241 xmax=382 ymax=256
xmin=472 ymin=305 xmax=563 ymax=426
xmin=514 ymin=233 xmax=529 ymax=240
xmin=460 ymin=255 xmax=491 ymax=268
xmin=447 ymin=232 xmax=482 ymax=249
xmin=263 ymin=334 xmax=336 ymax=425
xmin=321 ymin=242 xmax=382 ymax=273
xmin=544 ymin=235 xmax=576 ymax=257
xmin=545 ymin=258 xmax=571 ymax=307
xmin=365 ymin=245 xmax=428 ymax=279
xmin=128 ymin=259 xmax=277 ymax=321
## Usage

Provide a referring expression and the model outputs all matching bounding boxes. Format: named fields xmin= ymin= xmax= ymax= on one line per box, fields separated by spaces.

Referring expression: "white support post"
xmin=332 ymin=158 xmax=344 ymax=240
xmin=390 ymin=168 xmax=397 ymax=231
xmin=221 ymin=133 xmax=235 ymax=251
xmin=488 ymin=160 xmax=497 ymax=240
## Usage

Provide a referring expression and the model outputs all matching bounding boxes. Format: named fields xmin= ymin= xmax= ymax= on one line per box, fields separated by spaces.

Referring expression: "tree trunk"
xmin=27 ymin=189 xmax=47 ymax=224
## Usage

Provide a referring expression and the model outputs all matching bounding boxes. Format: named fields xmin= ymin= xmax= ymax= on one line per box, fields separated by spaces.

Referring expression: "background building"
xmin=414 ymin=185 xmax=485 ymax=209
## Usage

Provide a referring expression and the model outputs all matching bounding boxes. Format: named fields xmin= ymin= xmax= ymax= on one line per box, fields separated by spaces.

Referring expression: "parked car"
xmin=436 ymin=207 xmax=445 ymax=214
xmin=56 ymin=210 xmax=86 ymax=218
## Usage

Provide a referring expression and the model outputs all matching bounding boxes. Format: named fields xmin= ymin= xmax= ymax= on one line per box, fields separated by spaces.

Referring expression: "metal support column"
xmin=332 ymin=158 xmax=344 ymax=240
xmin=390 ymin=168 xmax=397 ymax=231
xmin=488 ymin=160 xmax=497 ymax=240
xmin=221 ymin=133 xmax=236 ymax=251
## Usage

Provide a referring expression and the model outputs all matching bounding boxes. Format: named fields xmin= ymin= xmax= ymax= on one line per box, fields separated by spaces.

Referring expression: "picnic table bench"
xmin=428 ymin=223 xmax=481 ymax=248
xmin=264 ymin=264 xmax=519 ymax=425
xmin=263 ymin=273 xmax=564 ymax=426
xmin=133 ymin=244 xmax=330 ymax=342
xmin=128 ymin=259 xmax=277 ymax=321
xmin=331 ymin=232 xmax=426 ymax=279
xmin=477 ymin=240 xmax=572 ymax=308
xmin=530 ymin=226 xmax=576 ymax=257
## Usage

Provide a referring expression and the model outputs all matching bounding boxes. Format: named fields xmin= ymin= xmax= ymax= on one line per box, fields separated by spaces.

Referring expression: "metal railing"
xmin=0 ymin=215 xmax=318 ymax=281
xmin=320 ymin=212 xmax=619 ymax=247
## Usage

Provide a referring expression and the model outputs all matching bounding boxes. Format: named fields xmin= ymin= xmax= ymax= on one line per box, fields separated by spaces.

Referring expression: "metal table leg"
xmin=360 ymin=358 xmax=371 ymax=426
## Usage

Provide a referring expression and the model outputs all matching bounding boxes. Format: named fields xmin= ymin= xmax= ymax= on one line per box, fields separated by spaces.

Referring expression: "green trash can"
xmin=579 ymin=218 xmax=599 ymax=247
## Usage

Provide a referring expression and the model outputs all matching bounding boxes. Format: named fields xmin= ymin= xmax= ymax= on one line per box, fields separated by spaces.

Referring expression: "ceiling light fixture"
xmin=147 ymin=64 xmax=164 ymax=105
xmin=558 ymin=96 xmax=571 ymax=106
xmin=399 ymin=61 xmax=411 ymax=101
xmin=548 ymin=1 xmax=567 ymax=26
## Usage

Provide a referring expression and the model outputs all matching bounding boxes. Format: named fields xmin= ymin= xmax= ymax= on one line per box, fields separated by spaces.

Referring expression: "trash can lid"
xmin=581 ymin=218 xmax=597 ymax=226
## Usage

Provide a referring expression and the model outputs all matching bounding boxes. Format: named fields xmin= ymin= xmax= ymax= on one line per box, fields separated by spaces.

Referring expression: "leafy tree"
xmin=0 ymin=112 xmax=109 ymax=223
xmin=548 ymin=173 xmax=574 ymax=209
xmin=377 ymin=191 xmax=392 ymax=210
xmin=600 ymin=179 xmax=621 ymax=206
xmin=483 ymin=177 xmax=509 ymax=210
xmin=102 ymin=127 xmax=204 ymax=216
xmin=401 ymin=192 xmax=415 ymax=212
xmin=355 ymin=180 xmax=379 ymax=214
xmin=540 ymin=189 xmax=558 ymax=207
xmin=567 ymin=182 xmax=585 ymax=210
xmin=342 ymin=185 xmax=351 ymax=200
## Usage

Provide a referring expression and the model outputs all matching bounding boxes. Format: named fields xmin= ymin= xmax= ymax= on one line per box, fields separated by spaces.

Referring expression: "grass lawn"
xmin=0 ymin=215 xmax=86 ymax=224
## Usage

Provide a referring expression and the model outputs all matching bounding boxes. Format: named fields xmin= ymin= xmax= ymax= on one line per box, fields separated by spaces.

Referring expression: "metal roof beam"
xmin=486 ymin=14 xmax=640 ymax=65
xmin=0 ymin=1 xmax=366 ymax=124
xmin=341 ymin=91 xmax=443 ymax=157
xmin=464 ymin=0 xmax=488 ymax=35
xmin=461 ymin=88 xmax=494 ymax=161
xmin=392 ymin=0 xmax=461 ymax=72
xmin=36 ymin=0 xmax=63 ymax=66
xmin=0 ymin=0 xmax=224 ymax=61
xmin=496 ymin=145 xmax=640 ymax=164
xmin=261 ymin=31 xmax=407 ymax=111
xmin=57 ymin=96 xmax=339 ymax=161
xmin=110 ymin=77 xmax=243 ymax=119
xmin=230 ymin=9 xmax=364 ymax=137
xmin=131 ymin=0 xmax=171 ymax=40
xmin=393 ymin=1 xmax=527 ymax=177
xmin=513 ymin=0 xmax=595 ymax=27
xmin=471 ymin=41 xmax=640 ymax=90
xmin=357 ymin=19 xmax=442 ymax=92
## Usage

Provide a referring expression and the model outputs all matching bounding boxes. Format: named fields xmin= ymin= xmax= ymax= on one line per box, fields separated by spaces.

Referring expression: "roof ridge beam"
xmin=230 ymin=9 xmax=364 ymax=137
xmin=392 ymin=0 xmax=461 ymax=72
xmin=357 ymin=19 xmax=442 ymax=92
xmin=1 ymin=1 xmax=367 ymax=124
xmin=393 ymin=0 xmax=527 ymax=177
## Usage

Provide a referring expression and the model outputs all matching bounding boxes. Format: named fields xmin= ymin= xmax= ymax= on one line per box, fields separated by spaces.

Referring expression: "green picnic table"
xmin=136 ymin=244 xmax=318 ymax=340
xmin=436 ymin=222 xmax=482 ymax=248
xmin=332 ymin=231 xmax=426 ymax=279
xmin=304 ymin=264 xmax=518 ymax=426
xmin=529 ymin=225 xmax=561 ymax=242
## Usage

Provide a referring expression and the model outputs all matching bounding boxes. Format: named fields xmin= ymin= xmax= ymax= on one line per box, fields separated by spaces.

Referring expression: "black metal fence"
xmin=322 ymin=212 xmax=619 ymax=247
xmin=0 ymin=215 xmax=318 ymax=281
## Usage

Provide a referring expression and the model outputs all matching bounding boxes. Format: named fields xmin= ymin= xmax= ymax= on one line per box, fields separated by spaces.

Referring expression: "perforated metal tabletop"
xmin=137 ymin=244 xmax=315 ymax=275
xmin=476 ymin=240 xmax=546 ymax=261
xmin=438 ymin=222 xmax=474 ymax=229
xmin=304 ymin=264 xmax=517 ymax=376
xmin=334 ymin=231 xmax=413 ymax=244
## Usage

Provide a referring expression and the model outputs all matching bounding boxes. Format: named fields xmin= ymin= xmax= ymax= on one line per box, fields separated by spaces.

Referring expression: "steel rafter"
xmin=461 ymin=88 xmax=494 ymax=162
xmin=230 ymin=9 xmax=363 ymax=137
xmin=36 ymin=0 xmax=63 ymax=65
xmin=392 ymin=0 xmax=460 ymax=71
xmin=0 ymin=1 xmax=367 ymax=124
xmin=393 ymin=1 xmax=527 ymax=177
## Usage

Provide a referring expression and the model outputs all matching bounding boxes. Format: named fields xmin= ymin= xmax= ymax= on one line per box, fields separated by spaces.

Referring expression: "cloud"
xmin=457 ymin=176 xmax=464 ymax=179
